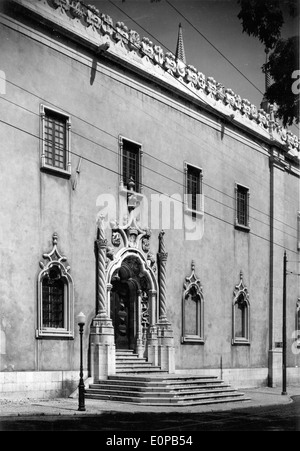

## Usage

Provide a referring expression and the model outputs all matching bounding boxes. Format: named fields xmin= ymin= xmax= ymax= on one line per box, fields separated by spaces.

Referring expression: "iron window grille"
xmin=40 ymin=105 xmax=71 ymax=177
xmin=185 ymin=164 xmax=203 ymax=214
xmin=235 ymin=184 xmax=250 ymax=230
xmin=121 ymin=138 xmax=141 ymax=192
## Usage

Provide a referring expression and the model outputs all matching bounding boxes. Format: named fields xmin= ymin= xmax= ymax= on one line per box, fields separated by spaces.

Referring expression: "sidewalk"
xmin=0 ymin=386 xmax=300 ymax=418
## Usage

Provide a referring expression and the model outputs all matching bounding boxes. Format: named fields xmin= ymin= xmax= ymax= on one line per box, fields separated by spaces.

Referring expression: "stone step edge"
xmin=86 ymin=394 xmax=251 ymax=407
xmin=86 ymin=388 xmax=238 ymax=397
xmin=90 ymin=382 xmax=231 ymax=391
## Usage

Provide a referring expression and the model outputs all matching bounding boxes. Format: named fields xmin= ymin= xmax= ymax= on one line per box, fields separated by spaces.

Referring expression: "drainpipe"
xmin=268 ymin=149 xmax=275 ymax=387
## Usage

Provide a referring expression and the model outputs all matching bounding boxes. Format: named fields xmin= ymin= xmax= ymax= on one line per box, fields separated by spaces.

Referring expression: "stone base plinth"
xmin=89 ymin=315 xmax=115 ymax=381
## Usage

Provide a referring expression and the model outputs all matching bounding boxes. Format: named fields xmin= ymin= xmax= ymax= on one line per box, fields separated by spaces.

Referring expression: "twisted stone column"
xmin=158 ymin=230 xmax=168 ymax=322
xmin=90 ymin=216 xmax=115 ymax=382
xmin=157 ymin=230 xmax=175 ymax=374
xmin=96 ymin=218 xmax=108 ymax=317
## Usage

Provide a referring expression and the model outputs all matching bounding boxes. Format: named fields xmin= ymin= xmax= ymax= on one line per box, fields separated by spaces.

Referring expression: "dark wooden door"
xmin=111 ymin=282 xmax=135 ymax=350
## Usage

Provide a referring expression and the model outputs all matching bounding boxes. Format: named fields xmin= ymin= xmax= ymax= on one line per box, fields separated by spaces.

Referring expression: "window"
xmin=42 ymin=267 xmax=65 ymax=329
xmin=232 ymin=271 xmax=250 ymax=345
xmin=182 ymin=262 xmax=204 ymax=344
xmin=235 ymin=184 xmax=250 ymax=230
xmin=41 ymin=105 xmax=71 ymax=177
xmin=296 ymin=300 xmax=300 ymax=344
xmin=185 ymin=163 xmax=203 ymax=214
xmin=297 ymin=213 xmax=300 ymax=251
xmin=120 ymin=137 xmax=142 ymax=192
xmin=37 ymin=233 xmax=74 ymax=339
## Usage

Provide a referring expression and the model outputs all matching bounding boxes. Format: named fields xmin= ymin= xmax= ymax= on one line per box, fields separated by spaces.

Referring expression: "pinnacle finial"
xmin=52 ymin=233 xmax=58 ymax=246
xmin=175 ymin=22 xmax=186 ymax=64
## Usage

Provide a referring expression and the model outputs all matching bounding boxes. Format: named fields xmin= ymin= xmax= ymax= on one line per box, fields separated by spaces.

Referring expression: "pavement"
xmin=0 ymin=386 xmax=300 ymax=418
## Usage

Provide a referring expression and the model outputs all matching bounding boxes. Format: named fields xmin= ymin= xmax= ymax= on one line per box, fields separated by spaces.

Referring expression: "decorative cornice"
xmin=11 ymin=0 xmax=299 ymax=160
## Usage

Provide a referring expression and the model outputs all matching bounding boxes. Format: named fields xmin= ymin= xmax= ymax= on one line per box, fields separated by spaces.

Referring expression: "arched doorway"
xmin=109 ymin=254 xmax=155 ymax=353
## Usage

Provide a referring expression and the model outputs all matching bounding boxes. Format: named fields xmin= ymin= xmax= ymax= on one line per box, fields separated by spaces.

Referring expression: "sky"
xmin=90 ymin=0 xmax=299 ymax=133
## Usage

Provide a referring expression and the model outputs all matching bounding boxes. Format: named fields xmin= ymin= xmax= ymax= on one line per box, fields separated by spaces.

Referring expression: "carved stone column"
xmin=96 ymin=223 xmax=109 ymax=318
xmin=146 ymin=289 xmax=159 ymax=366
xmin=158 ymin=230 xmax=168 ymax=322
xmin=136 ymin=290 xmax=144 ymax=358
xmin=157 ymin=230 xmax=175 ymax=373
xmin=90 ymin=216 xmax=115 ymax=381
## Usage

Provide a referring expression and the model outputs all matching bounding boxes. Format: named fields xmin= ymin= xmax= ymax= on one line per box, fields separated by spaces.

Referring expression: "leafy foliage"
xmin=237 ymin=0 xmax=284 ymax=50
xmin=238 ymin=0 xmax=299 ymax=125
xmin=264 ymin=37 xmax=299 ymax=126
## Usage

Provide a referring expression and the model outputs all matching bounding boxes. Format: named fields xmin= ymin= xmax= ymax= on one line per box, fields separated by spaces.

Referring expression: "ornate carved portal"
xmin=90 ymin=185 xmax=175 ymax=379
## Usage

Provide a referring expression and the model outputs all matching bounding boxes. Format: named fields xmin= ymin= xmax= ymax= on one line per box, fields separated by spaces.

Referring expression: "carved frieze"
xmin=206 ymin=77 xmax=217 ymax=98
xmin=216 ymin=83 xmax=225 ymax=102
xmin=22 ymin=0 xmax=300 ymax=158
xmin=114 ymin=22 xmax=129 ymax=44
xmin=69 ymin=1 xmax=84 ymax=19
xmin=140 ymin=37 xmax=154 ymax=59
xmin=185 ymin=65 xmax=198 ymax=87
xmin=197 ymin=72 xmax=206 ymax=92
xmin=176 ymin=59 xmax=186 ymax=79
xmin=224 ymin=88 xmax=235 ymax=108
xmin=241 ymin=98 xmax=251 ymax=118
xmin=86 ymin=9 xmax=102 ymax=31
xmin=128 ymin=30 xmax=141 ymax=52
xmin=53 ymin=0 xmax=70 ymax=14
xmin=164 ymin=52 xmax=177 ymax=75
xmin=100 ymin=13 xmax=113 ymax=37
xmin=153 ymin=45 xmax=164 ymax=66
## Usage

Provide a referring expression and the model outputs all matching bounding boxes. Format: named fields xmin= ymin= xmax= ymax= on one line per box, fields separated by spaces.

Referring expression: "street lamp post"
xmin=77 ymin=312 xmax=86 ymax=411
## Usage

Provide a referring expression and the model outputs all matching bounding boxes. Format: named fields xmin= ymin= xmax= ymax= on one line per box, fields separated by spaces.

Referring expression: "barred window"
xmin=236 ymin=184 xmax=250 ymax=229
xmin=44 ymin=111 xmax=67 ymax=170
xmin=186 ymin=165 xmax=202 ymax=212
xmin=122 ymin=139 xmax=140 ymax=192
xmin=42 ymin=267 xmax=65 ymax=329
xmin=41 ymin=105 xmax=71 ymax=176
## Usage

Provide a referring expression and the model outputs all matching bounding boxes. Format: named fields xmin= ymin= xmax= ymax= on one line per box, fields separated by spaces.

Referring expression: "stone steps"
xmin=86 ymin=375 xmax=250 ymax=406
xmin=115 ymin=349 xmax=164 ymax=375
xmin=85 ymin=350 xmax=250 ymax=406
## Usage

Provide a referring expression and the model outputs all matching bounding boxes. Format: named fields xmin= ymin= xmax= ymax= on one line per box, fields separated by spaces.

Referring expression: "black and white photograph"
xmin=0 ymin=0 xmax=299 ymax=435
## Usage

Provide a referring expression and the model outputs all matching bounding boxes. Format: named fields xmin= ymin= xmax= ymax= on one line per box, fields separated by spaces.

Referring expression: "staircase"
xmin=85 ymin=350 xmax=250 ymax=406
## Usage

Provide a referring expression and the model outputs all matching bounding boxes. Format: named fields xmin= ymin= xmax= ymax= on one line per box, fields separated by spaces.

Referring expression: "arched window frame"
xmin=232 ymin=271 xmax=250 ymax=345
xmin=182 ymin=261 xmax=204 ymax=344
xmin=36 ymin=233 xmax=74 ymax=339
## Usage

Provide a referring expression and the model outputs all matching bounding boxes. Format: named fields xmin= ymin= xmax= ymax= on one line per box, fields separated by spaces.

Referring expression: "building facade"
xmin=0 ymin=0 xmax=299 ymax=399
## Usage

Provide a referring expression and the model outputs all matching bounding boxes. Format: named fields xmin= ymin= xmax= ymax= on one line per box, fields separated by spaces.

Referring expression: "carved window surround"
xmin=36 ymin=233 xmax=74 ymax=339
xmin=184 ymin=162 xmax=204 ymax=218
xmin=40 ymin=104 xmax=71 ymax=178
xmin=182 ymin=262 xmax=204 ymax=344
xmin=232 ymin=271 xmax=250 ymax=346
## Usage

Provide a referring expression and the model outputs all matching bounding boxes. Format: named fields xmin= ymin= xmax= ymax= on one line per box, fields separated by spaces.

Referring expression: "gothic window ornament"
xmin=182 ymin=262 xmax=204 ymax=344
xmin=37 ymin=233 xmax=74 ymax=339
xmin=232 ymin=271 xmax=250 ymax=345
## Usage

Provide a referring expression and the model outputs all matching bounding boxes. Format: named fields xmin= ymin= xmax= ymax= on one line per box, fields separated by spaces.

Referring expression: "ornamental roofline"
xmin=9 ymin=0 xmax=300 ymax=161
